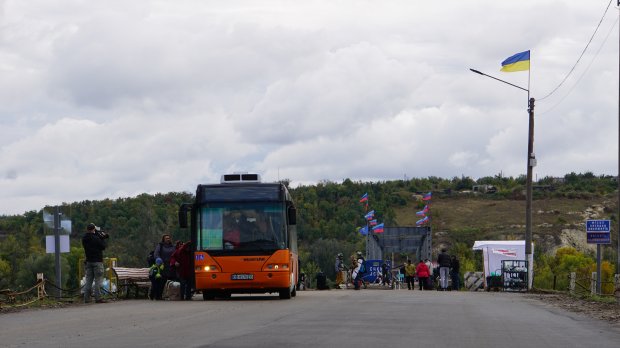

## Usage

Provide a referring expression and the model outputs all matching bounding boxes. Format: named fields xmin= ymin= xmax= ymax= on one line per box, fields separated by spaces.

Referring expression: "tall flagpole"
xmin=363 ymin=196 xmax=370 ymax=260
xmin=366 ymin=210 xmax=370 ymax=260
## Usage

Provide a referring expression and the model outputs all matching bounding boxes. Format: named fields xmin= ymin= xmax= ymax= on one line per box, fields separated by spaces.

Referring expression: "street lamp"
xmin=470 ymin=68 xmax=535 ymax=289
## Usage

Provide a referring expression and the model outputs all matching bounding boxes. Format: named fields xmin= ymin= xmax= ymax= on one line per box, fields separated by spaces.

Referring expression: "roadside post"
xmin=586 ymin=219 xmax=611 ymax=295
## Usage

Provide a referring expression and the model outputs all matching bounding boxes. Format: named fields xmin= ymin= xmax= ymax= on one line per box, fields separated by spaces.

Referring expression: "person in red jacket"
xmin=416 ymin=259 xmax=431 ymax=290
xmin=170 ymin=241 xmax=193 ymax=300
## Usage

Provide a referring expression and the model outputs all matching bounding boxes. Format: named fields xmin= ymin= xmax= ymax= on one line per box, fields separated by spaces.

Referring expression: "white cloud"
xmin=0 ymin=0 xmax=617 ymax=214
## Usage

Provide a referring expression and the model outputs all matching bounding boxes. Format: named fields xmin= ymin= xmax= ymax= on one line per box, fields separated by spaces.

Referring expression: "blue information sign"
xmin=586 ymin=220 xmax=611 ymax=244
xmin=361 ymin=259 xmax=390 ymax=283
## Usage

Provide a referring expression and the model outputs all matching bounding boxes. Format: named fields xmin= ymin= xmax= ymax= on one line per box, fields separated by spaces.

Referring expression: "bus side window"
xmin=288 ymin=206 xmax=297 ymax=225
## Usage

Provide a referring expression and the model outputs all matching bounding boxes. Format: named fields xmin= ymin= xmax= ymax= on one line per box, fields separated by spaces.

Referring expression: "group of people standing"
xmin=80 ymin=223 xmax=194 ymax=303
xmin=437 ymin=248 xmax=460 ymax=291
xmin=334 ymin=251 xmax=367 ymax=290
xmin=402 ymin=249 xmax=460 ymax=291
xmin=149 ymin=234 xmax=194 ymax=300
xmin=332 ymin=248 xmax=461 ymax=292
xmin=403 ymin=259 xmax=433 ymax=290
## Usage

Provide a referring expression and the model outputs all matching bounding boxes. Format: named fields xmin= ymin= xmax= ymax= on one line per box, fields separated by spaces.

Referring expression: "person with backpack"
xmin=149 ymin=258 xmax=166 ymax=300
xmin=351 ymin=251 xmax=366 ymax=290
xmin=154 ymin=234 xmax=176 ymax=282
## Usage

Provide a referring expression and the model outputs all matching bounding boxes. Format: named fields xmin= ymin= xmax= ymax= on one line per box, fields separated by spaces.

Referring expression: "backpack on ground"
xmin=164 ymin=280 xmax=181 ymax=300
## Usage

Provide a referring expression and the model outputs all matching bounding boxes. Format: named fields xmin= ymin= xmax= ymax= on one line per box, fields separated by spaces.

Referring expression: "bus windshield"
xmin=197 ymin=202 xmax=286 ymax=254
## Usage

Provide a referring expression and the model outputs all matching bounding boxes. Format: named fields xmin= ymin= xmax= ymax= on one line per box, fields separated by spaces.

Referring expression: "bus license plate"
xmin=231 ymin=274 xmax=254 ymax=280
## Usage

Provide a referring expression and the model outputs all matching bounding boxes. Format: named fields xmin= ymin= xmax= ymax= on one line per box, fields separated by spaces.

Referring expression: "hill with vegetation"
xmin=0 ymin=172 xmax=617 ymax=292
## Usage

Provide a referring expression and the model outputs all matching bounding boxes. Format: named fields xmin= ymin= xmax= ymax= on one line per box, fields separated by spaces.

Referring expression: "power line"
xmin=539 ymin=15 xmax=619 ymax=116
xmin=538 ymin=0 xmax=614 ymax=101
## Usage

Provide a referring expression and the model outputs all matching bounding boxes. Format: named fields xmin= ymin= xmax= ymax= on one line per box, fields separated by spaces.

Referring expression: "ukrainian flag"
xmin=501 ymin=50 xmax=530 ymax=72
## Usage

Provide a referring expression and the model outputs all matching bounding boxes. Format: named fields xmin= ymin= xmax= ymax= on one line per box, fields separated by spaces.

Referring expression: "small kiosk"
xmin=472 ymin=240 xmax=534 ymax=290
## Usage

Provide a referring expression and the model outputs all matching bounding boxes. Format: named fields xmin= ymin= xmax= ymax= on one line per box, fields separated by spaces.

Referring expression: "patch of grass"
xmin=394 ymin=194 xmax=615 ymax=249
xmin=585 ymin=294 xmax=618 ymax=303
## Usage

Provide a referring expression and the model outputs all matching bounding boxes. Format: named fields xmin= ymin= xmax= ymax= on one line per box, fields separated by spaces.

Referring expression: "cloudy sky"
xmin=1 ymin=0 xmax=618 ymax=215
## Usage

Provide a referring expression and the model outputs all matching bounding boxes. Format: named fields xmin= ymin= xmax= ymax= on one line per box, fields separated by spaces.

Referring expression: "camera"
xmin=96 ymin=229 xmax=109 ymax=239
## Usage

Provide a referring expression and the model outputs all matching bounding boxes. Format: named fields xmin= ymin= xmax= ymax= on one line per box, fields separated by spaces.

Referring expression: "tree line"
xmin=0 ymin=172 xmax=616 ymax=292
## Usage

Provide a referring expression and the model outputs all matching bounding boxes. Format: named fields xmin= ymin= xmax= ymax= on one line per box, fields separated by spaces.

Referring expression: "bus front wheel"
xmin=279 ymin=288 xmax=292 ymax=299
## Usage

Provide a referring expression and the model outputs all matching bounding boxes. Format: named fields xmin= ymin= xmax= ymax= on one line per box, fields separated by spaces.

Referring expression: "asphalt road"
xmin=1 ymin=289 xmax=619 ymax=348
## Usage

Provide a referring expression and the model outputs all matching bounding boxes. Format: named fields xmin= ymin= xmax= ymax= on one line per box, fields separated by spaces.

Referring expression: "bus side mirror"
xmin=288 ymin=206 xmax=297 ymax=225
xmin=179 ymin=203 xmax=192 ymax=228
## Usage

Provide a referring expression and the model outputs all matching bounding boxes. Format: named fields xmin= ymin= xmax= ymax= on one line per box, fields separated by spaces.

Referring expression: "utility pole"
xmin=525 ymin=98 xmax=535 ymax=286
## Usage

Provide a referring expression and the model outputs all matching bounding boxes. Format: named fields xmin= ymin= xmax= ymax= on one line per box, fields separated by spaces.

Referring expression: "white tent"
xmin=472 ymin=240 xmax=534 ymax=289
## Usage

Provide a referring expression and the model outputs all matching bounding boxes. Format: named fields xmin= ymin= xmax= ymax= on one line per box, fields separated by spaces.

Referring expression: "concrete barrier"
xmin=464 ymin=272 xmax=484 ymax=291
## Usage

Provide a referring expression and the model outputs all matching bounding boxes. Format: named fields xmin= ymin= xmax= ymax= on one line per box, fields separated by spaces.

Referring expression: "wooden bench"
xmin=112 ymin=267 xmax=151 ymax=299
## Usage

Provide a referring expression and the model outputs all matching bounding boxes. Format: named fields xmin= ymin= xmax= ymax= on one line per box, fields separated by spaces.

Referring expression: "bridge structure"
xmin=368 ymin=226 xmax=432 ymax=261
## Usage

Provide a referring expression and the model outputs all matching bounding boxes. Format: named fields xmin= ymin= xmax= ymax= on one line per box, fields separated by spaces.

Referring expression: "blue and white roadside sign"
xmin=586 ymin=220 xmax=611 ymax=244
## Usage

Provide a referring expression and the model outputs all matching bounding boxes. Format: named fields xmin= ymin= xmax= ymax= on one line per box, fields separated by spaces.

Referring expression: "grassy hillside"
xmin=393 ymin=192 xmax=618 ymax=254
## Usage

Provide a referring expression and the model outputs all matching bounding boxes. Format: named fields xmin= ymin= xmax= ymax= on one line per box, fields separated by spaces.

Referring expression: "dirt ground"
xmin=527 ymin=292 xmax=620 ymax=328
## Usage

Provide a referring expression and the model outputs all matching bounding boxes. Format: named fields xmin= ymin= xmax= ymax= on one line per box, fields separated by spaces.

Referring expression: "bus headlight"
xmin=203 ymin=265 xmax=218 ymax=272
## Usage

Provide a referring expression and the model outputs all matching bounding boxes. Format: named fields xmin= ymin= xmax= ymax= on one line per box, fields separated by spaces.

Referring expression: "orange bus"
xmin=179 ymin=173 xmax=298 ymax=300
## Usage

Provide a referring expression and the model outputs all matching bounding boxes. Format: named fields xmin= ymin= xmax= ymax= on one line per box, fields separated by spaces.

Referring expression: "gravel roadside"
xmin=526 ymin=292 xmax=620 ymax=328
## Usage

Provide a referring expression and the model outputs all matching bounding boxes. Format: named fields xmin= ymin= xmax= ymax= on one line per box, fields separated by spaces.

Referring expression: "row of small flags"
xmin=355 ymin=50 xmax=526 ymax=234
xmin=358 ymin=191 xmax=431 ymax=233
xmin=416 ymin=192 xmax=432 ymax=226
xmin=358 ymin=193 xmax=384 ymax=235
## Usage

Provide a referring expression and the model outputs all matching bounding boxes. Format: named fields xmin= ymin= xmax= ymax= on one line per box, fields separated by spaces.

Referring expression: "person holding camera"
xmin=82 ymin=223 xmax=108 ymax=303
